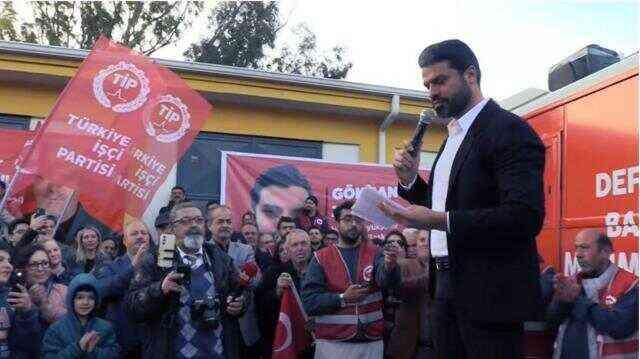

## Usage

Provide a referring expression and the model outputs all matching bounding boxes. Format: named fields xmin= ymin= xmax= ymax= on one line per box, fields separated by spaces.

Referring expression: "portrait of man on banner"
xmin=250 ymin=164 xmax=313 ymax=234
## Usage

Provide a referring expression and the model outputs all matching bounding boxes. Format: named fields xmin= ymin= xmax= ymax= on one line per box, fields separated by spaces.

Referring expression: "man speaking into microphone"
xmin=379 ymin=39 xmax=545 ymax=358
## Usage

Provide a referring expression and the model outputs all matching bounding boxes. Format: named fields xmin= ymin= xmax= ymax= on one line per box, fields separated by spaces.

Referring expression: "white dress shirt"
xmin=403 ymin=98 xmax=489 ymax=257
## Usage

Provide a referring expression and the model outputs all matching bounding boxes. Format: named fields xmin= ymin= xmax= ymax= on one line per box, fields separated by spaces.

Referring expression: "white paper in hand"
xmin=352 ymin=187 xmax=407 ymax=227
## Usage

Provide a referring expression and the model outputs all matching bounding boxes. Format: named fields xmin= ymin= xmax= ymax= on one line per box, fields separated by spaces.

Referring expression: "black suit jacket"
xmin=399 ymin=99 xmax=545 ymax=322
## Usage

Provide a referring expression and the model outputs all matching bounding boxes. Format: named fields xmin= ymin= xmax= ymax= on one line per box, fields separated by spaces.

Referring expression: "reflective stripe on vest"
xmin=598 ymin=268 xmax=639 ymax=359
xmin=315 ymin=310 xmax=384 ymax=325
xmin=314 ymin=244 xmax=384 ymax=341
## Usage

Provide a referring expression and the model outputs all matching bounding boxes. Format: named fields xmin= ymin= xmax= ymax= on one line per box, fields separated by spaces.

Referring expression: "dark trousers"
xmin=429 ymin=269 xmax=524 ymax=359
xmin=241 ymin=337 xmax=263 ymax=359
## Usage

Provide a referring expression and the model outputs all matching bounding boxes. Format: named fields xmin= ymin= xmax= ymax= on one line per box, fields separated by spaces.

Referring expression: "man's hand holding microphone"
xmin=377 ymin=138 xmax=447 ymax=231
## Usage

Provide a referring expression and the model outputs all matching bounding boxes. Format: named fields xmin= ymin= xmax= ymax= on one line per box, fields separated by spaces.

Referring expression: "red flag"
xmin=0 ymin=129 xmax=33 ymax=183
xmin=0 ymin=129 xmax=34 ymax=218
xmin=272 ymin=285 xmax=312 ymax=359
xmin=6 ymin=37 xmax=212 ymax=230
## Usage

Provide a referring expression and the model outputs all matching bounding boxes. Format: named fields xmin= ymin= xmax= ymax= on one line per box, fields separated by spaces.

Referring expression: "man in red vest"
xmin=548 ymin=229 xmax=638 ymax=359
xmin=301 ymin=200 xmax=401 ymax=358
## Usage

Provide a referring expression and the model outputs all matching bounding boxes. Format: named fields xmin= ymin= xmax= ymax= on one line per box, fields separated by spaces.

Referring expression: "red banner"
xmin=272 ymin=286 xmax=311 ymax=359
xmin=221 ymin=152 xmax=428 ymax=240
xmin=8 ymin=37 xmax=212 ymax=230
xmin=0 ymin=129 xmax=32 ymax=183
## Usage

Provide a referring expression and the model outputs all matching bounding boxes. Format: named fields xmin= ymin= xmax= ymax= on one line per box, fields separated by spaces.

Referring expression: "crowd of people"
xmin=0 ymin=180 xmax=635 ymax=359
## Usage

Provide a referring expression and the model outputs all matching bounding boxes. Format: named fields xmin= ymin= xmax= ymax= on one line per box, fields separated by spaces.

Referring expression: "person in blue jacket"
xmin=42 ymin=273 xmax=120 ymax=358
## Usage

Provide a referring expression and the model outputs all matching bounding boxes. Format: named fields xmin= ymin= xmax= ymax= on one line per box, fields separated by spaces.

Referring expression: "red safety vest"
xmin=598 ymin=268 xmax=638 ymax=359
xmin=313 ymin=243 xmax=384 ymax=341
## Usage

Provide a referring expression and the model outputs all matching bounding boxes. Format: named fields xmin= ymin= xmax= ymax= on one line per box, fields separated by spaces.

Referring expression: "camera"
xmin=191 ymin=295 xmax=222 ymax=329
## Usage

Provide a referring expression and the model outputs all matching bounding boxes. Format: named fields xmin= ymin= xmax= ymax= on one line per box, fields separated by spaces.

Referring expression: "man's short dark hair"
xmin=206 ymin=200 xmax=219 ymax=208
xmin=277 ymin=216 xmax=295 ymax=231
xmin=250 ymin=165 xmax=312 ymax=209
xmin=418 ymin=39 xmax=481 ymax=84
xmin=596 ymin=232 xmax=613 ymax=251
xmin=333 ymin=200 xmax=355 ymax=222
xmin=306 ymin=195 xmax=318 ymax=205
xmin=9 ymin=218 xmax=29 ymax=234
xmin=172 ymin=186 xmax=185 ymax=193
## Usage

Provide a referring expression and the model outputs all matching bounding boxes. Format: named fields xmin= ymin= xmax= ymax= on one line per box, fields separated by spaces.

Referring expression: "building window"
xmin=0 ymin=114 xmax=29 ymax=130
xmin=322 ymin=143 xmax=360 ymax=163
xmin=419 ymin=151 xmax=437 ymax=170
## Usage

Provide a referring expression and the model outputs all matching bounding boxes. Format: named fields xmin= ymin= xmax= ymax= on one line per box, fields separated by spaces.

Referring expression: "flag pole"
xmin=290 ymin=282 xmax=316 ymax=341
xmin=0 ymin=38 xmax=106 ymax=215
xmin=0 ymin=163 xmax=23 ymax=214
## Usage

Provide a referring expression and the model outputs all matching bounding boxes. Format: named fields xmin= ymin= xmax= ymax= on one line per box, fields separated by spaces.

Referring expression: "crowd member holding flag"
xmin=272 ymin=281 xmax=313 ymax=359
xmin=301 ymin=200 xmax=401 ymax=359
xmin=257 ymin=228 xmax=314 ymax=359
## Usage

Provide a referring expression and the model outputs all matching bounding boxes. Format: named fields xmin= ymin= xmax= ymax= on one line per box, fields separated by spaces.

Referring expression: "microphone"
xmin=408 ymin=108 xmax=437 ymax=157
xmin=232 ymin=261 xmax=260 ymax=298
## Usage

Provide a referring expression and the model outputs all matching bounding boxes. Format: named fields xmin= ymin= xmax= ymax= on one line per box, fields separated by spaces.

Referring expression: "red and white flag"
xmin=4 ymin=36 xmax=212 ymax=230
xmin=272 ymin=284 xmax=312 ymax=359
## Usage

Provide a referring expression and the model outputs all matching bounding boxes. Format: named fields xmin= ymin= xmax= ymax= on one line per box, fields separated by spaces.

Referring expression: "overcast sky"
xmin=14 ymin=1 xmax=636 ymax=101
xmin=153 ymin=0 xmax=638 ymax=101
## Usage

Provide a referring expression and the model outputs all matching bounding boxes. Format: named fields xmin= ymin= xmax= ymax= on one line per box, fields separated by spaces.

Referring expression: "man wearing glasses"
xmin=301 ymin=200 xmax=401 ymax=358
xmin=126 ymin=202 xmax=246 ymax=359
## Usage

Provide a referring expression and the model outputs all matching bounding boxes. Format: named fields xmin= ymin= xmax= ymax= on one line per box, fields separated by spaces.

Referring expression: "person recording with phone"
xmin=125 ymin=202 xmax=246 ymax=359
xmin=301 ymin=200 xmax=401 ymax=359
xmin=0 ymin=241 xmax=42 ymax=358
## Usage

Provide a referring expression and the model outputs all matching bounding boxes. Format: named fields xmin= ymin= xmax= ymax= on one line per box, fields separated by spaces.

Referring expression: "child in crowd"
xmin=42 ymin=273 xmax=120 ymax=358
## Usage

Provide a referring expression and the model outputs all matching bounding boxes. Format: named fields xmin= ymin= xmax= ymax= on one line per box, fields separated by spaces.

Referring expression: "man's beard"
xmin=184 ymin=234 xmax=204 ymax=251
xmin=340 ymin=227 xmax=360 ymax=244
xmin=216 ymin=228 xmax=232 ymax=243
xmin=434 ymin=81 xmax=472 ymax=119
xmin=183 ymin=227 xmax=204 ymax=250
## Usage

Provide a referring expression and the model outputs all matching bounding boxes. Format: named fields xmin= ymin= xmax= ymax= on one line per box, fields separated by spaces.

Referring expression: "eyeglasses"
xmin=174 ymin=216 xmax=205 ymax=226
xmin=28 ymin=261 xmax=50 ymax=270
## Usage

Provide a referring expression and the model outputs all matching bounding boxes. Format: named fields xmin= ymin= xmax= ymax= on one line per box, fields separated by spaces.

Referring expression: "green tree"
xmin=186 ymin=2 xmax=352 ymax=79
xmin=0 ymin=2 xmax=19 ymax=41
xmin=264 ymin=24 xmax=352 ymax=79
xmin=184 ymin=2 xmax=281 ymax=68
xmin=9 ymin=1 xmax=203 ymax=55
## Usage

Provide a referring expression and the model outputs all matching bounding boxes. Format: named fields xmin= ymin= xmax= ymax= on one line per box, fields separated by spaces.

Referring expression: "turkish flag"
xmin=5 ymin=37 xmax=211 ymax=230
xmin=272 ymin=285 xmax=312 ymax=359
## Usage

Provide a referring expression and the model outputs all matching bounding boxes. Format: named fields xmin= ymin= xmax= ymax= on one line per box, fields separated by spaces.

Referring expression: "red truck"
xmin=505 ymin=48 xmax=638 ymax=358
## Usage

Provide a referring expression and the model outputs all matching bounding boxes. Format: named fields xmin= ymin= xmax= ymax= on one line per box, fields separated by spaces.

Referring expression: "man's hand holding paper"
xmin=377 ymin=202 xmax=446 ymax=231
